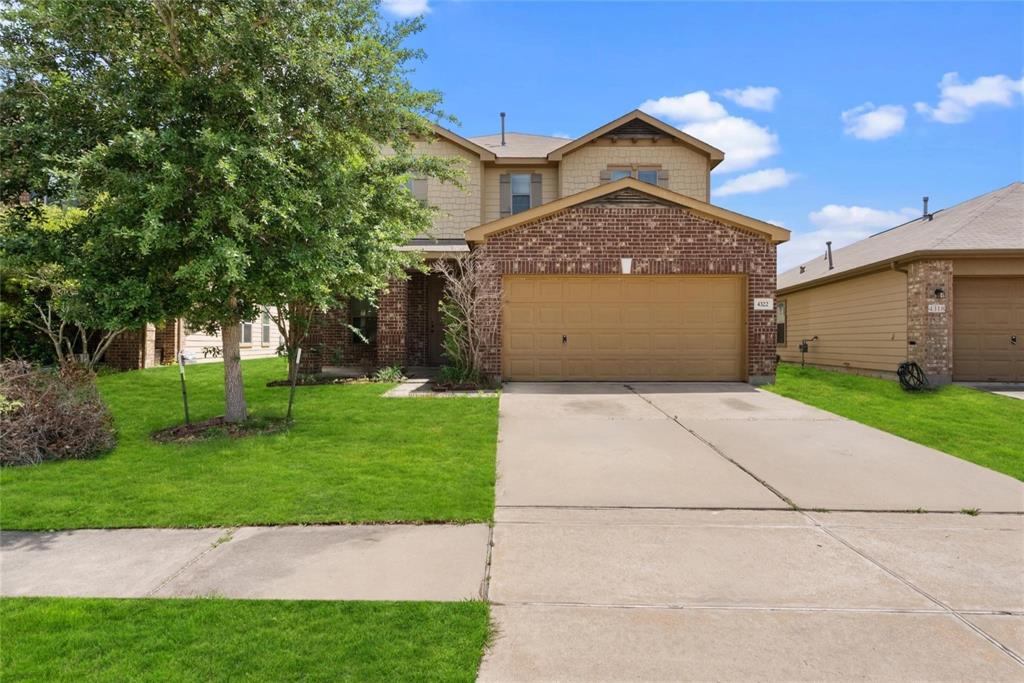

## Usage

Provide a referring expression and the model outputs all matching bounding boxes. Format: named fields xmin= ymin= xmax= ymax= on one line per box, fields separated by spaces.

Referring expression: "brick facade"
xmin=472 ymin=193 xmax=779 ymax=383
xmin=299 ymin=300 xmax=375 ymax=373
xmin=906 ymin=259 xmax=954 ymax=384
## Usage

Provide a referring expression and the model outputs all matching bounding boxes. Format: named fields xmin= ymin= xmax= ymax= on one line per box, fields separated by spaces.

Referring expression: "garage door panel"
xmin=591 ymin=305 xmax=621 ymax=325
xmin=503 ymin=275 xmax=745 ymax=381
xmin=953 ymin=276 xmax=1023 ymax=382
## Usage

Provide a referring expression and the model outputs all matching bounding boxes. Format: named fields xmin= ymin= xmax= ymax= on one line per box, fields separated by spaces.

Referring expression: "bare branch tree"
xmin=432 ymin=251 xmax=498 ymax=384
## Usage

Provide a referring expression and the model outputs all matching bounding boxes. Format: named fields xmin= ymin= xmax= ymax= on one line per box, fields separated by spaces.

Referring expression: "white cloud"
xmin=381 ymin=0 xmax=430 ymax=18
xmin=779 ymin=204 xmax=919 ymax=273
xmin=640 ymin=90 xmax=780 ymax=173
xmin=714 ymin=168 xmax=796 ymax=197
xmin=915 ymin=72 xmax=1024 ymax=123
xmin=682 ymin=117 xmax=779 ymax=172
xmin=841 ymin=103 xmax=907 ymax=140
xmin=809 ymin=204 xmax=919 ymax=231
xmin=639 ymin=91 xmax=727 ymax=122
xmin=719 ymin=86 xmax=780 ymax=111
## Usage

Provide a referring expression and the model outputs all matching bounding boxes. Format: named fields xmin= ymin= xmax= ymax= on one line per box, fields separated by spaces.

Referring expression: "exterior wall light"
xmin=621 ymin=257 xmax=633 ymax=275
xmin=934 ymin=287 xmax=945 ymax=299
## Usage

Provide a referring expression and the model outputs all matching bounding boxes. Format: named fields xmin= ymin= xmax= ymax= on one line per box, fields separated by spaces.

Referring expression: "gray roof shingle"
xmin=467 ymin=132 xmax=570 ymax=158
xmin=778 ymin=182 xmax=1024 ymax=292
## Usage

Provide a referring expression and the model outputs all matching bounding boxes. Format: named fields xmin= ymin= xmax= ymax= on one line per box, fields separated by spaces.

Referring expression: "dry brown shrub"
xmin=0 ymin=360 xmax=116 ymax=466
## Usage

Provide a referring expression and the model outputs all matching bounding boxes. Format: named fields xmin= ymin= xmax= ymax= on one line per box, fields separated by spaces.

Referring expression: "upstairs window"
xmin=406 ymin=177 xmax=428 ymax=206
xmin=350 ymin=298 xmax=378 ymax=345
xmin=776 ymin=301 xmax=787 ymax=345
xmin=601 ymin=166 xmax=666 ymax=186
xmin=500 ymin=172 xmax=542 ymax=217
xmin=637 ymin=169 xmax=659 ymax=185
xmin=510 ymin=173 xmax=532 ymax=214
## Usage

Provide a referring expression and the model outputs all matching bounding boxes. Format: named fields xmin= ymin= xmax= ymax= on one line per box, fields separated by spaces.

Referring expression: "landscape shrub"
xmin=372 ymin=365 xmax=406 ymax=383
xmin=0 ymin=360 xmax=116 ymax=465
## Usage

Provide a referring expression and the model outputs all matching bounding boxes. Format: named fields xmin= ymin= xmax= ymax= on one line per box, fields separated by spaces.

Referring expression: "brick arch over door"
xmin=471 ymin=196 xmax=779 ymax=382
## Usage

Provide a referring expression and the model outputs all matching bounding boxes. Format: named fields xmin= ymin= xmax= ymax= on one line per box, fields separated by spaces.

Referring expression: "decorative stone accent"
xmin=906 ymin=259 xmax=954 ymax=384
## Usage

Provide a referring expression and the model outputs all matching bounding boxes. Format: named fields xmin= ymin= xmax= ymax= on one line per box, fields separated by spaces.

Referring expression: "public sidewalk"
xmin=1 ymin=523 xmax=490 ymax=601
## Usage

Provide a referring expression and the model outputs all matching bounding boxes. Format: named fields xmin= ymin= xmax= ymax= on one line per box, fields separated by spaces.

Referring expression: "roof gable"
xmin=429 ymin=124 xmax=496 ymax=161
xmin=546 ymin=110 xmax=725 ymax=168
xmin=465 ymin=177 xmax=789 ymax=243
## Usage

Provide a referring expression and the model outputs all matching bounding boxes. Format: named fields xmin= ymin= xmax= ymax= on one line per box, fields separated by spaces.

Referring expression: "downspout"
xmin=891 ymin=261 xmax=911 ymax=362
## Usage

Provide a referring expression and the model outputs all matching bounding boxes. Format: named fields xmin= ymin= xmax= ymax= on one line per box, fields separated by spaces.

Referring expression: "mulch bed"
xmin=431 ymin=382 xmax=489 ymax=392
xmin=266 ymin=375 xmax=365 ymax=387
xmin=152 ymin=416 xmax=290 ymax=443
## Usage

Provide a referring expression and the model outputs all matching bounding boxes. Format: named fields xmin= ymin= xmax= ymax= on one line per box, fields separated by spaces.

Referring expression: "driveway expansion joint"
xmin=803 ymin=511 xmax=1024 ymax=667
xmin=626 ymin=384 xmax=798 ymax=510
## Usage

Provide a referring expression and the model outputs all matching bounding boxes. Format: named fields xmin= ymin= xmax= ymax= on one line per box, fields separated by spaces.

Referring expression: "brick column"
xmin=376 ymin=278 xmax=409 ymax=368
xmin=906 ymin=259 xmax=954 ymax=384
xmin=300 ymin=305 xmax=349 ymax=374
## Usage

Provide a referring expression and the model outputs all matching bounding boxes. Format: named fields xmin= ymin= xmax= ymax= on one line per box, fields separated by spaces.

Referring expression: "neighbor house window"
xmin=510 ymin=173 xmax=532 ymax=214
xmin=637 ymin=168 xmax=659 ymax=185
xmin=350 ymin=298 xmax=378 ymax=345
xmin=776 ymin=301 xmax=787 ymax=345
xmin=261 ymin=310 xmax=271 ymax=347
xmin=241 ymin=320 xmax=253 ymax=346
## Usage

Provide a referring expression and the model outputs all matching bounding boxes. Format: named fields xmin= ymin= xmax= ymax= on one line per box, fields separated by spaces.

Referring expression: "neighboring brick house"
xmin=776 ymin=182 xmax=1023 ymax=383
xmin=302 ymin=110 xmax=790 ymax=384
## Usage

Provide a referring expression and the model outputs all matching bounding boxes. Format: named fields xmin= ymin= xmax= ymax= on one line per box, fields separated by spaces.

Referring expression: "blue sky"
xmin=384 ymin=1 xmax=1024 ymax=271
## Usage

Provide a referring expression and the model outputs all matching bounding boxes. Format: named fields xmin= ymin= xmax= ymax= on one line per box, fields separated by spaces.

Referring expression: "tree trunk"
xmin=221 ymin=321 xmax=248 ymax=423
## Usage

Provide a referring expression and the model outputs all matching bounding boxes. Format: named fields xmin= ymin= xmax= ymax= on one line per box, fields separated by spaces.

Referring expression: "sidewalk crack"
xmin=144 ymin=527 xmax=237 ymax=598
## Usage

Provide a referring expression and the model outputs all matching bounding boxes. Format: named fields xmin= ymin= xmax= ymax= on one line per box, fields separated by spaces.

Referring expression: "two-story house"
xmin=301 ymin=110 xmax=790 ymax=384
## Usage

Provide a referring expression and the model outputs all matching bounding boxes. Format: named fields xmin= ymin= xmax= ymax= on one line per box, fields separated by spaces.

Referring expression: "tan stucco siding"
xmin=559 ymin=141 xmax=709 ymax=201
xmin=482 ymin=165 xmax=559 ymax=223
xmin=777 ymin=269 xmax=908 ymax=373
xmin=412 ymin=138 xmax=482 ymax=239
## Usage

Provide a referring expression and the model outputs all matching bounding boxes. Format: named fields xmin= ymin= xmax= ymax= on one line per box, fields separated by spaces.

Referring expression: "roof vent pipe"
xmin=500 ymin=112 xmax=506 ymax=146
xmin=922 ymin=196 xmax=932 ymax=221
xmin=825 ymin=241 xmax=834 ymax=271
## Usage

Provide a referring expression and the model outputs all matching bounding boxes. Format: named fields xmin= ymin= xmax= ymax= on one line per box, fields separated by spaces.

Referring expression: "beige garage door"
xmin=953 ymin=277 xmax=1024 ymax=382
xmin=502 ymin=275 xmax=745 ymax=381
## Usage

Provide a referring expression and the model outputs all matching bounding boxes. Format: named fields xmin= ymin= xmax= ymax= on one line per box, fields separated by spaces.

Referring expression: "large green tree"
xmin=1 ymin=0 xmax=455 ymax=421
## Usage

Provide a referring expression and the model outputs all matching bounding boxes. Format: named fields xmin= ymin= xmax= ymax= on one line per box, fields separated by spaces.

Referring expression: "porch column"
xmin=376 ymin=278 xmax=409 ymax=368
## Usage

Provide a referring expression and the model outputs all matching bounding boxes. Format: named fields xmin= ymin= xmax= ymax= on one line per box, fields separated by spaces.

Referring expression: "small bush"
xmin=0 ymin=360 xmax=116 ymax=466
xmin=372 ymin=365 xmax=406 ymax=383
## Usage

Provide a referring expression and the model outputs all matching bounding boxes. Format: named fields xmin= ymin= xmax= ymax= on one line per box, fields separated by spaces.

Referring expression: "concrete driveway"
xmin=481 ymin=382 xmax=1024 ymax=681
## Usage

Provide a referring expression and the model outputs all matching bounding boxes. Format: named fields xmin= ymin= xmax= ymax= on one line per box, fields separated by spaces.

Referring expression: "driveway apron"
xmin=481 ymin=382 xmax=1024 ymax=681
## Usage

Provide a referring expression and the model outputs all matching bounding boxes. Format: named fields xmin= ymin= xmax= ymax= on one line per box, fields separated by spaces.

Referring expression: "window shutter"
xmin=656 ymin=170 xmax=669 ymax=188
xmin=599 ymin=169 xmax=612 ymax=184
xmin=412 ymin=177 xmax=428 ymax=204
xmin=530 ymin=173 xmax=542 ymax=208
xmin=499 ymin=173 xmax=511 ymax=217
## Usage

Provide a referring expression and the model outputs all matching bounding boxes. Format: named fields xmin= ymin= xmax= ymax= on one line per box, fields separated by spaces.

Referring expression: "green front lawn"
xmin=1 ymin=358 xmax=498 ymax=530
xmin=1 ymin=598 xmax=490 ymax=682
xmin=767 ymin=364 xmax=1024 ymax=481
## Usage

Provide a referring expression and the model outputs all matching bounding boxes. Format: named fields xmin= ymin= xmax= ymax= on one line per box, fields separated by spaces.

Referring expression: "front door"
xmin=427 ymin=275 xmax=445 ymax=366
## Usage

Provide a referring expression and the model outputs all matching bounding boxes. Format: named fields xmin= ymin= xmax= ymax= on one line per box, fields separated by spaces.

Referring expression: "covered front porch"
xmin=298 ymin=269 xmax=448 ymax=376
